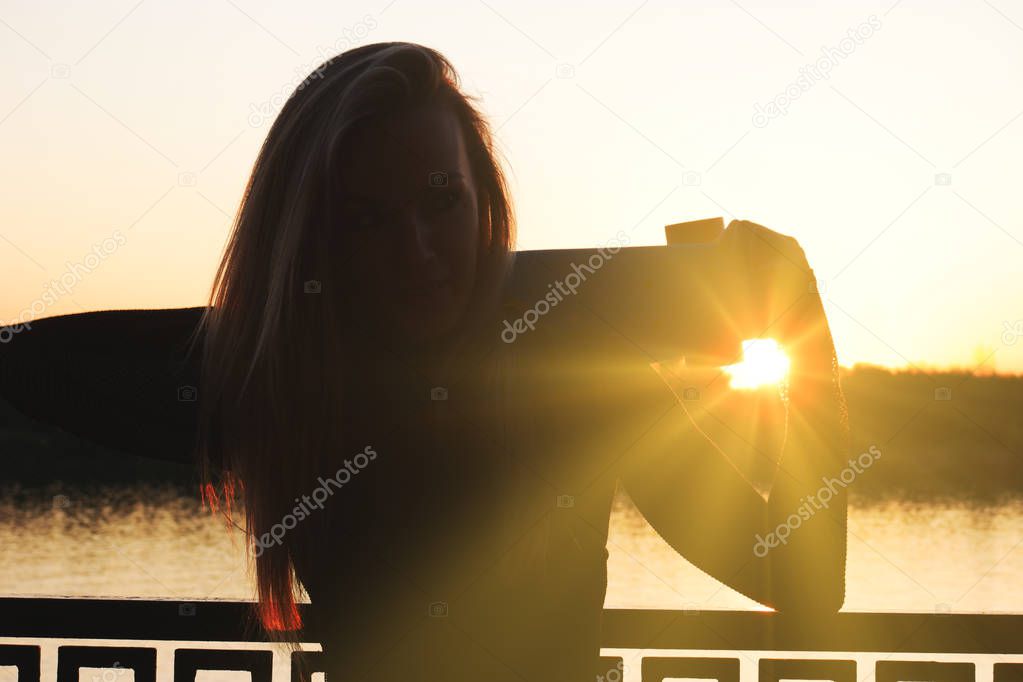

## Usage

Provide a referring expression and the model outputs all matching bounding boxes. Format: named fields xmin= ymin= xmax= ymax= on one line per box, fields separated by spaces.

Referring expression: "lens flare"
xmin=724 ymin=339 xmax=790 ymax=390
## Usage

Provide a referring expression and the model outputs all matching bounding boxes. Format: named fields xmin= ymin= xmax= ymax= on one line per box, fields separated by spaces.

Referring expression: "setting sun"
xmin=724 ymin=339 xmax=791 ymax=390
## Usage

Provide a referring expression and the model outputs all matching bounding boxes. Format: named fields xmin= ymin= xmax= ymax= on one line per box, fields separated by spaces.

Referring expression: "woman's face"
xmin=335 ymin=101 xmax=482 ymax=348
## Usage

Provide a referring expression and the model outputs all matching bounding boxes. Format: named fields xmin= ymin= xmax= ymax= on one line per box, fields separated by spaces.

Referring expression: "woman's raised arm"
xmin=618 ymin=222 xmax=849 ymax=613
xmin=0 ymin=306 xmax=206 ymax=465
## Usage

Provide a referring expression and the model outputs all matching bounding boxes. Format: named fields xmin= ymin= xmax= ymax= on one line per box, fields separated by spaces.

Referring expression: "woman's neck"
xmin=344 ymin=329 xmax=456 ymax=394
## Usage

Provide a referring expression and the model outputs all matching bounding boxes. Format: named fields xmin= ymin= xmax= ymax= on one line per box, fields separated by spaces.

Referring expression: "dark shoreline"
xmin=3 ymin=365 xmax=1021 ymax=503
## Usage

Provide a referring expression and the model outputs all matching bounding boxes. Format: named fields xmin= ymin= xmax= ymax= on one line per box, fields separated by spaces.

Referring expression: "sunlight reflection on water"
xmin=2 ymin=483 xmax=1020 ymax=613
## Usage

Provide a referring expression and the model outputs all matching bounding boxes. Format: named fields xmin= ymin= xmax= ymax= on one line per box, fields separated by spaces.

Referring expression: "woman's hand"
xmin=718 ymin=220 xmax=818 ymax=350
xmin=719 ymin=220 xmax=843 ymax=420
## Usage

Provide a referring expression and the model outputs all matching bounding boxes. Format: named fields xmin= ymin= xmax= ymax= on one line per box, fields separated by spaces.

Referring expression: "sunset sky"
xmin=2 ymin=0 xmax=1021 ymax=372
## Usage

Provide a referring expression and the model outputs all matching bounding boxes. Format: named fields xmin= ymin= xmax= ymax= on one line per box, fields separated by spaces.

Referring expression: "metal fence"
xmin=2 ymin=598 xmax=1022 ymax=682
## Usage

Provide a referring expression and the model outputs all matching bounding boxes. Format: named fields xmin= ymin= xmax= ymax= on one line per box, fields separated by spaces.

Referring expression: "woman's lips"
xmin=403 ymin=279 xmax=449 ymax=299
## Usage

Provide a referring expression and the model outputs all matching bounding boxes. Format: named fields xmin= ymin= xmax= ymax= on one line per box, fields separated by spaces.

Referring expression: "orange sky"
xmin=1 ymin=0 xmax=1021 ymax=372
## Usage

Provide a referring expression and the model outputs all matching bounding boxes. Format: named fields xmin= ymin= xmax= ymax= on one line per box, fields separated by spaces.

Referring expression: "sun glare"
xmin=724 ymin=339 xmax=791 ymax=390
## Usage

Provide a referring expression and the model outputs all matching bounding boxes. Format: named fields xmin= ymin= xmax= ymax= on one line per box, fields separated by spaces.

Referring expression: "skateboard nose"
xmin=665 ymin=217 xmax=725 ymax=244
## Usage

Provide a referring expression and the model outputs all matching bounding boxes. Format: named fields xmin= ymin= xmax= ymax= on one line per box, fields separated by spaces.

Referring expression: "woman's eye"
xmin=344 ymin=206 xmax=379 ymax=231
xmin=355 ymin=212 xmax=377 ymax=229
xmin=430 ymin=189 xmax=462 ymax=211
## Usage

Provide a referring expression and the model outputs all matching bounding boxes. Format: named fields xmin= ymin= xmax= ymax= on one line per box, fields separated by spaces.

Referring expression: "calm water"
xmin=1 ymin=483 xmax=1020 ymax=613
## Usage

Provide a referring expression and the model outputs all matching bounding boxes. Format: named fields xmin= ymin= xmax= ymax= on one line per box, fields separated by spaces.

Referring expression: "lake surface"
xmin=2 ymin=483 xmax=1020 ymax=613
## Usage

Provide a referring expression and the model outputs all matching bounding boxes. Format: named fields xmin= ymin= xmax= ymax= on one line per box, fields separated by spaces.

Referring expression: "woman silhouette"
xmin=0 ymin=42 xmax=849 ymax=682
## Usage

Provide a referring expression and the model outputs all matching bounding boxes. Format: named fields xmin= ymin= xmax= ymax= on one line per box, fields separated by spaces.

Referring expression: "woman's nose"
xmin=394 ymin=207 xmax=441 ymax=272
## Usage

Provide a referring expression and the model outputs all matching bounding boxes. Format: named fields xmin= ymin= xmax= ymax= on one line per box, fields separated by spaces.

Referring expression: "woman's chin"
xmin=359 ymin=291 xmax=474 ymax=353
xmin=388 ymin=308 xmax=463 ymax=348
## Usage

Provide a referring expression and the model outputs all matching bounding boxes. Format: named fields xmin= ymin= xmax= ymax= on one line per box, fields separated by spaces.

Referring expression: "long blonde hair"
xmin=189 ymin=42 xmax=516 ymax=647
